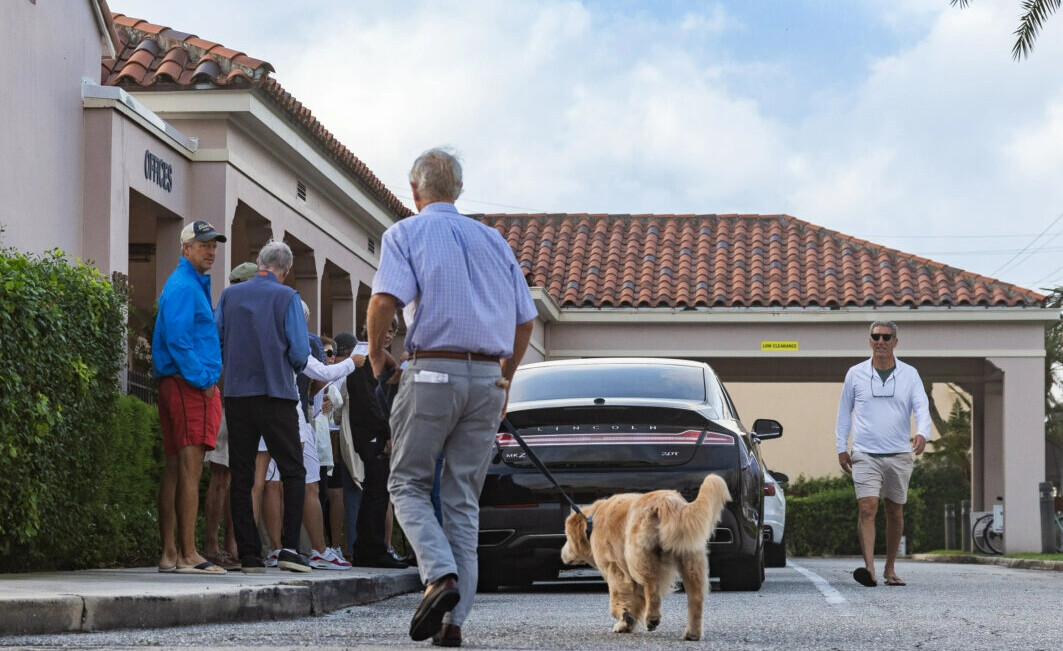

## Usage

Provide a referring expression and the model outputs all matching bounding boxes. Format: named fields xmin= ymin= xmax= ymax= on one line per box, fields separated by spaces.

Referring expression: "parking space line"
xmin=787 ymin=561 xmax=853 ymax=616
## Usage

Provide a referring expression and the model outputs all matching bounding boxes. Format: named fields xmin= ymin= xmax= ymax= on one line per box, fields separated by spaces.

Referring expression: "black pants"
xmin=226 ymin=396 xmax=305 ymax=560
xmin=355 ymin=440 xmax=390 ymax=560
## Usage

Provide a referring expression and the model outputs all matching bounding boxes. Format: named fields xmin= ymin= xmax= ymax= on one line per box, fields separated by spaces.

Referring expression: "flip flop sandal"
xmin=853 ymin=567 xmax=877 ymax=587
xmin=175 ymin=561 xmax=226 ymax=575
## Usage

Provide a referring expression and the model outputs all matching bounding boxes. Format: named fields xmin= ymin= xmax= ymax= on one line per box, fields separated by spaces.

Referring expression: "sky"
xmin=112 ymin=0 xmax=1063 ymax=293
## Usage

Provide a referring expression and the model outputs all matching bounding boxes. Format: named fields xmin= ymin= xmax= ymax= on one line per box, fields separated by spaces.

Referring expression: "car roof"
xmin=518 ymin=357 xmax=713 ymax=372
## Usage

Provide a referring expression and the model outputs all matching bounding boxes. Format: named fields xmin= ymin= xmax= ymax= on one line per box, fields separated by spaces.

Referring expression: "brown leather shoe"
xmin=432 ymin=624 xmax=462 ymax=647
xmin=409 ymin=575 xmax=460 ymax=641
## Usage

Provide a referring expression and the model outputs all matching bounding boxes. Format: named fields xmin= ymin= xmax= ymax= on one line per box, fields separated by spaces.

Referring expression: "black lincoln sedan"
xmin=477 ymin=357 xmax=782 ymax=592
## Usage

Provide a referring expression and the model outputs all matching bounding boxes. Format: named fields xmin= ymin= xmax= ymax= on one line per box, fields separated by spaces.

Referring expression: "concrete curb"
xmin=912 ymin=553 xmax=1063 ymax=572
xmin=0 ymin=567 xmax=422 ymax=636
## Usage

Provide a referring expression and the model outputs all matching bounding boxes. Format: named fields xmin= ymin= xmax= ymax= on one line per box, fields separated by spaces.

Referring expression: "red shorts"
xmin=157 ymin=376 xmax=221 ymax=455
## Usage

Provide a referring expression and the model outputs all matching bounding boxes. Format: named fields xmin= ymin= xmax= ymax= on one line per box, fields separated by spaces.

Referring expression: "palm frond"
xmin=1013 ymin=0 xmax=1063 ymax=60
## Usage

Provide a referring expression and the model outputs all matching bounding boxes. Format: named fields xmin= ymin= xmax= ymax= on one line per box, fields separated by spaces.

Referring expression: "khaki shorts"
xmin=851 ymin=449 xmax=914 ymax=503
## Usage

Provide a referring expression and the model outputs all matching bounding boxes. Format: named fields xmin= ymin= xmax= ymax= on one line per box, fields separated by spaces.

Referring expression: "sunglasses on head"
xmin=870 ymin=333 xmax=893 ymax=342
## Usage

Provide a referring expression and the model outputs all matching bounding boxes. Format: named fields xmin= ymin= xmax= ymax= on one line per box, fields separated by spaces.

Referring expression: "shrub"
xmin=909 ymin=455 xmax=968 ymax=551
xmin=786 ymin=473 xmax=854 ymax=498
xmin=0 ymin=247 xmax=142 ymax=570
xmin=786 ymin=485 xmax=926 ymax=556
xmin=81 ymin=395 xmax=164 ymax=567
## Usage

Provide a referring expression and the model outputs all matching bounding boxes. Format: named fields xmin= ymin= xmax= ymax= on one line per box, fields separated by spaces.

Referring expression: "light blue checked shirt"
xmin=372 ymin=202 xmax=536 ymax=358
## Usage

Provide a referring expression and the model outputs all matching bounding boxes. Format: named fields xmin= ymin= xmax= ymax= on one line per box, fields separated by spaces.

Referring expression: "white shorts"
xmin=204 ymin=412 xmax=229 ymax=466
xmin=266 ymin=420 xmax=319 ymax=484
xmin=851 ymin=449 xmax=914 ymax=503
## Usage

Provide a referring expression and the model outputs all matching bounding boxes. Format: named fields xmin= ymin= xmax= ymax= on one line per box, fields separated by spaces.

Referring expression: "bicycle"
xmin=971 ymin=498 xmax=1004 ymax=555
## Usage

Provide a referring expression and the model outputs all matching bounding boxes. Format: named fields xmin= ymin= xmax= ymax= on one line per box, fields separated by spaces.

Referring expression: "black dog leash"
xmin=500 ymin=417 xmax=593 ymax=539
xmin=375 ymin=366 xmax=593 ymax=538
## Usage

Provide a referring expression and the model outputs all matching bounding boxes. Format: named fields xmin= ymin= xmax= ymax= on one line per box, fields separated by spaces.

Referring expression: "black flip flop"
xmin=853 ymin=567 xmax=877 ymax=587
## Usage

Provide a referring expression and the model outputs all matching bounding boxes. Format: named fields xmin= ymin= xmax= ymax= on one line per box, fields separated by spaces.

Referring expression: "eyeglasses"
xmin=870 ymin=333 xmax=893 ymax=342
xmin=325 ymin=350 xmax=335 ymax=357
xmin=870 ymin=373 xmax=896 ymax=398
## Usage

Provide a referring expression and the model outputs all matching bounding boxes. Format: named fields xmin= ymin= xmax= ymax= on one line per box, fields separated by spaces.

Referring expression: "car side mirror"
xmin=751 ymin=418 xmax=783 ymax=440
xmin=770 ymin=471 xmax=789 ymax=485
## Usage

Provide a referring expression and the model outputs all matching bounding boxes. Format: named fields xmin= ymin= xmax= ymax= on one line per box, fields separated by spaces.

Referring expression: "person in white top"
xmin=836 ymin=320 xmax=931 ymax=588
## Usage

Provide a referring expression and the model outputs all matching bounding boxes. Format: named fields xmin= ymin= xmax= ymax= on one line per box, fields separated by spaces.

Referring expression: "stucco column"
xmin=981 ymin=380 xmax=1003 ymax=510
xmin=189 ymin=162 xmax=232 ymax=297
xmin=987 ymin=356 xmax=1046 ymax=552
xmin=969 ymin=382 xmax=986 ymax=509
xmin=81 ymin=111 xmax=122 ymax=276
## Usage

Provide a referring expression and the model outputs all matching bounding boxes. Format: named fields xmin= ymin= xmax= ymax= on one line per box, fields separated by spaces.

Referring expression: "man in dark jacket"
xmin=349 ymin=321 xmax=407 ymax=568
xmin=215 ymin=241 xmax=311 ymax=574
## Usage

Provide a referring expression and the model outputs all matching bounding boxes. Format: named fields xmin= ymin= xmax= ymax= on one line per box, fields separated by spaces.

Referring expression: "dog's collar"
xmin=585 ymin=515 xmax=594 ymax=539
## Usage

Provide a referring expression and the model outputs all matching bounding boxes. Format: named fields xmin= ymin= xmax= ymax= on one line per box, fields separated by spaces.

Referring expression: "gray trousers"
xmin=387 ymin=358 xmax=505 ymax=628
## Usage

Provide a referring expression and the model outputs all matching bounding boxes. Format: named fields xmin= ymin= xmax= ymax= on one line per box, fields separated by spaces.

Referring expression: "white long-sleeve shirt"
xmin=835 ymin=357 xmax=931 ymax=454
xmin=293 ymin=355 xmax=355 ymax=444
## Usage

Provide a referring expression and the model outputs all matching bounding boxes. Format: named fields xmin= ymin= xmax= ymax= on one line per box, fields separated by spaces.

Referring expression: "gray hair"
xmin=869 ymin=320 xmax=898 ymax=338
xmin=257 ymin=241 xmax=293 ymax=274
xmin=409 ymin=148 xmax=463 ymax=203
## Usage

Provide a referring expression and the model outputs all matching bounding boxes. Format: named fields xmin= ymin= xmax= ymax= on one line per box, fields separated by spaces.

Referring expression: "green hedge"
xmin=787 ymin=486 xmax=925 ymax=556
xmin=784 ymin=453 xmax=967 ymax=556
xmin=81 ymin=395 xmax=163 ymax=567
xmin=909 ymin=455 xmax=969 ymax=550
xmin=0 ymin=247 xmax=162 ymax=571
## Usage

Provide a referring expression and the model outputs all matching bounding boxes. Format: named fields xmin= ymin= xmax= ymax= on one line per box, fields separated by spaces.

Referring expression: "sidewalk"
xmin=912 ymin=552 xmax=1063 ymax=572
xmin=0 ymin=565 xmax=421 ymax=636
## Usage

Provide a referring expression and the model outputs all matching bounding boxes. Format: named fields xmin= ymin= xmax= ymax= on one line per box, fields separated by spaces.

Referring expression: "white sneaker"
xmin=310 ymin=547 xmax=352 ymax=570
xmin=265 ymin=549 xmax=280 ymax=568
xmin=328 ymin=547 xmax=353 ymax=569
xmin=329 ymin=546 xmax=349 ymax=565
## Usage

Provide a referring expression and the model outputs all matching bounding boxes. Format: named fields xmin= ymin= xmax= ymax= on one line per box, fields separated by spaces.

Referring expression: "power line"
xmin=1031 ymin=259 xmax=1063 ymax=287
xmin=991 ymin=211 xmax=1063 ymax=277
xmin=916 ymin=247 xmax=1063 ymax=256
xmin=863 ymin=233 xmax=1059 ymax=240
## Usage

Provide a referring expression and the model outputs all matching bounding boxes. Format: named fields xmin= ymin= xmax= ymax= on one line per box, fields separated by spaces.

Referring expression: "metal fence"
xmin=126 ymin=369 xmax=156 ymax=405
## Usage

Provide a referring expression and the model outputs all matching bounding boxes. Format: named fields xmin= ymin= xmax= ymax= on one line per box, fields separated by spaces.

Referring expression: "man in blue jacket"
xmin=216 ymin=240 xmax=312 ymax=573
xmin=153 ymin=220 xmax=227 ymax=575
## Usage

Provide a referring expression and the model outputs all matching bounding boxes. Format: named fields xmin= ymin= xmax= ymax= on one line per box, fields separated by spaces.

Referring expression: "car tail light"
xmin=764 ymin=483 xmax=777 ymax=497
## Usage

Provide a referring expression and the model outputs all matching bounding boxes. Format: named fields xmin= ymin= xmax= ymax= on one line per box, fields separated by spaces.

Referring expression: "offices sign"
xmin=144 ymin=150 xmax=173 ymax=192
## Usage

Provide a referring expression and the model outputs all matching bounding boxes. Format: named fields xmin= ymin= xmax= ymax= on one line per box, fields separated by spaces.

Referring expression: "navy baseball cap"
xmin=181 ymin=220 xmax=227 ymax=243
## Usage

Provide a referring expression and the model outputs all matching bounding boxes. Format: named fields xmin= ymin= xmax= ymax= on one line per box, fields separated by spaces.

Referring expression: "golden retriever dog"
xmin=560 ymin=474 xmax=730 ymax=641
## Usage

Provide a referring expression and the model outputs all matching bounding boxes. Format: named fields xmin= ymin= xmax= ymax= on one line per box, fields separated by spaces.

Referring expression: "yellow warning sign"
xmin=761 ymin=341 xmax=799 ymax=351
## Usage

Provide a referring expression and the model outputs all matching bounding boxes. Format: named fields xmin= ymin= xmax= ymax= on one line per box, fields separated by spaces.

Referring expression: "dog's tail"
xmin=659 ymin=474 xmax=731 ymax=553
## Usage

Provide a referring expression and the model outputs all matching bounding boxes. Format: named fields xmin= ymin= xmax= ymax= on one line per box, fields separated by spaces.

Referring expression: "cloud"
xmin=110 ymin=0 xmax=1063 ymax=288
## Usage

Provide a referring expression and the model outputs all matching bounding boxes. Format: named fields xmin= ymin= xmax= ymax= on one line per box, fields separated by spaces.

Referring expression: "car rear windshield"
xmin=510 ymin=364 xmax=709 ymax=404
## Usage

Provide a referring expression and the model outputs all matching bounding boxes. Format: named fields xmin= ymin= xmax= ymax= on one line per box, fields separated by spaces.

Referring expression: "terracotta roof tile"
xmin=102 ymin=13 xmax=412 ymax=219
xmin=476 ymin=213 xmax=1045 ymax=309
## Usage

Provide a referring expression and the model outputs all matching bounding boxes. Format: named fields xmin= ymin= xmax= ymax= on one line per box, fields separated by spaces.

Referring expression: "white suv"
xmin=763 ymin=470 xmax=788 ymax=567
